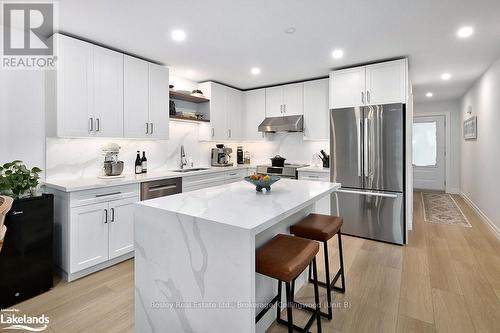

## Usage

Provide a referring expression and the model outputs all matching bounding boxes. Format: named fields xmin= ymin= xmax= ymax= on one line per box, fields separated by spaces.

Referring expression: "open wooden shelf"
xmin=170 ymin=114 xmax=210 ymax=123
xmin=169 ymin=91 xmax=210 ymax=103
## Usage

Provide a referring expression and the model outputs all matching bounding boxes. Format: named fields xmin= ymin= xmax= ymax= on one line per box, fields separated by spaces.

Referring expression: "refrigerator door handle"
xmin=336 ymin=189 xmax=398 ymax=199
xmin=363 ymin=117 xmax=369 ymax=179
xmin=358 ymin=118 xmax=362 ymax=177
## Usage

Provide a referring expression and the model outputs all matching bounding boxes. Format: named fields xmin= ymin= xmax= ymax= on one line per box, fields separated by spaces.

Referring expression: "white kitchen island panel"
xmin=134 ymin=179 xmax=340 ymax=333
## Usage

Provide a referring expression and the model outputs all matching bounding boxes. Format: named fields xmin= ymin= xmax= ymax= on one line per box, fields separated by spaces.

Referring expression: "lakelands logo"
xmin=1 ymin=1 xmax=58 ymax=69
xmin=0 ymin=309 xmax=49 ymax=332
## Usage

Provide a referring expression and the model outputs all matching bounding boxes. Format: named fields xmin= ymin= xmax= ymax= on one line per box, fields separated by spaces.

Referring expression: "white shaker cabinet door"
xmin=124 ymin=56 xmax=150 ymax=138
xmin=226 ymin=87 xmax=243 ymax=140
xmin=56 ymin=34 xmax=94 ymax=137
xmin=93 ymin=45 xmax=124 ymax=137
xmin=303 ymin=79 xmax=329 ymax=140
xmin=365 ymin=59 xmax=407 ymax=105
xmin=282 ymin=82 xmax=304 ymax=116
xmin=329 ymin=67 xmax=366 ymax=109
xmin=108 ymin=197 xmax=137 ymax=259
xmin=209 ymin=82 xmax=228 ymax=140
xmin=148 ymin=63 xmax=169 ymax=139
xmin=70 ymin=202 xmax=109 ymax=272
xmin=265 ymin=86 xmax=283 ymax=118
xmin=243 ymin=89 xmax=266 ymax=140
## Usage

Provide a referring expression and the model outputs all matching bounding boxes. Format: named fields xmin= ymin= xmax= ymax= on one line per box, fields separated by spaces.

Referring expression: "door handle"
xmin=363 ymin=117 xmax=369 ymax=178
xmin=95 ymin=118 xmax=100 ymax=132
xmin=228 ymin=129 xmax=231 ymax=138
xmin=146 ymin=122 xmax=149 ymax=134
xmin=361 ymin=92 xmax=365 ymax=104
xmin=337 ymin=189 xmax=398 ymax=199
xmin=211 ymin=127 xmax=215 ymax=137
xmin=110 ymin=208 xmax=115 ymax=222
xmin=358 ymin=118 xmax=362 ymax=177
xmin=89 ymin=118 xmax=94 ymax=133
xmin=367 ymin=91 xmax=370 ymax=103
xmin=284 ymin=104 xmax=286 ymax=113
xmin=104 ymin=209 xmax=108 ymax=223
xmin=148 ymin=184 xmax=178 ymax=192
xmin=95 ymin=191 xmax=122 ymax=198
xmin=150 ymin=123 xmax=154 ymax=135
xmin=280 ymin=105 xmax=283 ymax=113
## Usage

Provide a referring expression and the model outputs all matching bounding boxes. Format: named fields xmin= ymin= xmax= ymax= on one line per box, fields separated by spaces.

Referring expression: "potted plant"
xmin=0 ymin=160 xmax=42 ymax=198
xmin=0 ymin=161 xmax=54 ymax=308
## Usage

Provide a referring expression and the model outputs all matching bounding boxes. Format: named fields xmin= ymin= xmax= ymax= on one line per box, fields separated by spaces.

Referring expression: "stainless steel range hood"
xmin=258 ymin=115 xmax=303 ymax=133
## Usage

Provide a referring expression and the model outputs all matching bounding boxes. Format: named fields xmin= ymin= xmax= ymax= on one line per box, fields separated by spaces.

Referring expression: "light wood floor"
xmin=11 ymin=193 xmax=500 ymax=333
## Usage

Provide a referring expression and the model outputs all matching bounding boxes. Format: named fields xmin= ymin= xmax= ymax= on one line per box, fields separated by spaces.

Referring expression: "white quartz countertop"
xmin=136 ymin=179 xmax=340 ymax=234
xmin=43 ymin=165 xmax=257 ymax=192
xmin=298 ymin=166 xmax=330 ymax=173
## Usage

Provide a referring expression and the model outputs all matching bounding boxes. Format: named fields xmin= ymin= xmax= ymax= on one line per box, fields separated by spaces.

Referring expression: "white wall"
xmin=459 ymin=55 xmax=500 ymax=236
xmin=0 ymin=70 xmax=46 ymax=177
xmin=413 ymin=100 xmax=461 ymax=193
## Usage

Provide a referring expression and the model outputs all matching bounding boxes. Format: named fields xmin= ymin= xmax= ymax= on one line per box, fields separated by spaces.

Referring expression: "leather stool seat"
xmin=290 ymin=214 xmax=343 ymax=242
xmin=256 ymin=234 xmax=319 ymax=282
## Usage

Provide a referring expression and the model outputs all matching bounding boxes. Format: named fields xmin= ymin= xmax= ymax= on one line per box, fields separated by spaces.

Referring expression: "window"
xmin=413 ymin=121 xmax=437 ymax=167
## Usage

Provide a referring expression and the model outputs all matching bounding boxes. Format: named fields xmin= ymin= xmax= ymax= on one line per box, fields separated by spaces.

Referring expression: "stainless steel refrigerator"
xmin=330 ymin=103 xmax=405 ymax=244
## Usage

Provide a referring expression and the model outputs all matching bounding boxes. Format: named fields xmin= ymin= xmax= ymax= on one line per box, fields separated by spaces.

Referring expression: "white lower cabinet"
xmin=182 ymin=169 xmax=249 ymax=192
xmin=47 ymin=184 xmax=139 ymax=281
xmin=71 ymin=202 xmax=109 ymax=271
xmin=298 ymin=171 xmax=331 ymax=215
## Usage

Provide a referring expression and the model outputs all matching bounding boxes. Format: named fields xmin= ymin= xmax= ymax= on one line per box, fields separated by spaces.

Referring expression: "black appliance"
xmin=236 ymin=146 xmax=244 ymax=165
xmin=0 ymin=194 xmax=54 ymax=308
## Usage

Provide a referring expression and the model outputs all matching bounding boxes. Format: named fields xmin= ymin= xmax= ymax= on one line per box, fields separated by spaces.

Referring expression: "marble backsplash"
xmin=45 ymin=121 xmax=329 ymax=181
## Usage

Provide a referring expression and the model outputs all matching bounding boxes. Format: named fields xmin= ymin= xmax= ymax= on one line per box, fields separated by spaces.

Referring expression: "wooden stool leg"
xmin=312 ymin=257 xmax=322 ymax=333
xmin=285 ymin=282 xmax=293 ymax=333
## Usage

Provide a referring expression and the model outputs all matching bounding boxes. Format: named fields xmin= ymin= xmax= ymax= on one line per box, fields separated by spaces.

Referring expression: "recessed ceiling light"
xmin=331 ymin=49 xmax=344 ymax=59
xmin=441 ymin=73 xmax=451 ymax=80
xmin=251 ymin=67 xmax=261 ymax=75
xmin=284 ymin=27 xmax=296 ymax=34
xmin=426 ymin=92 xmax=434 ymax=98
xmin=457 ymin=26 xmax=474 ymax=38
xmin=171 ymin=29 xmax=186 ymax=42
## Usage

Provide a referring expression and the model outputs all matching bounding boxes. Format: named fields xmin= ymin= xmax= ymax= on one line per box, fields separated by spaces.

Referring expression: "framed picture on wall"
xmin=463 ymin=116 xmax=477 ymax=140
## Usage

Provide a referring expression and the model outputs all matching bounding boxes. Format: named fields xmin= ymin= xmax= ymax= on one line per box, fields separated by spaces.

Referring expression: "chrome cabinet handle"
xmin=211 ymin=127 xmax=215 ymax=137
xmin=308 ymin=175 xmax=319 ymax=178
xmin=361 ymin=92 xmax=365 ymax=104
xmin=280 ymin=105 xmax=283 ymax=113
xmin=367 ymin=91 xmax=370 ymax=103
xmin=104 ymin=209 xmax=108 ymax=223
xmin=110 ymin=208 xmax=115 ymax=222
xmin=228 ymin=129 xmax=231 ymax=138
xmin=150 ymin=123 xmax=154 ymax=135
xmin=95 ymin=118 xmax=100 ymax=132
xmin=95 ymin=191 xmax=122 ymax=198
xmin=146 ymin=122 xmax=149 ymax=134
xmin=89 ymin=118 xmax=94 ymax=132
xmin=284 ymin=104 xmax=286 ymax=113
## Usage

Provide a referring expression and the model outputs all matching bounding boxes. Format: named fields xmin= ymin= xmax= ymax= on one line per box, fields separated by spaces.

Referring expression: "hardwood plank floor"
xmin=8 ymin=192 xmax=500 ymax=333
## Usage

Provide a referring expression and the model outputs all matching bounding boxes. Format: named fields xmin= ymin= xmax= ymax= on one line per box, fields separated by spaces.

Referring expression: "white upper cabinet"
xmin=124 ymin=56 xmax=149 ymax=138
xmin=148 ymin=63 xmax=169 ymax=139
xmin=329 ymin=59 xmax=407 ymax=108
xmin=265 ymin=86 xmax=284 ymax=117
xmin=243 ymin=89 xmax=266 ymax=141
xmin=265 ymin=83 xmax=304 ymax=117
xmin=282 ymin=82 xmax=304 ymax=116
xmin=365 ymin=60 xmax=407 ymax=105
xmin=53 ymin=34 xmax=94 ymax=137
xmin=303 ymin=79 xmax=329 ymax=140
xmin=226 ymin=87 xmax=243 ymax=140
xmin=198 ymin=82 xmax=242 ymax=141
xmin=93 ymin=45 xmax=124 ymax=137
xmin=49 ymin=33 xmax=169 ymax=139
xmin=329 ymin=67 xmax=366 ymax=109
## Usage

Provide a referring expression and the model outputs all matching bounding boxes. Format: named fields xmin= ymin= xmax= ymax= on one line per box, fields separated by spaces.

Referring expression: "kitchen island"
xmin=134 ymin=179 xmax=340 ymax=333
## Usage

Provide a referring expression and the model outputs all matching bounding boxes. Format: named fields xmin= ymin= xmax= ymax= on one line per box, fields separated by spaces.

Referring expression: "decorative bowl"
xmin=244 ymin=175 xmax=280 ymax=192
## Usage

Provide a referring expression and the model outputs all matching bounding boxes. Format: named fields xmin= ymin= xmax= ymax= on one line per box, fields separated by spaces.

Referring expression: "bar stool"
xmin=255 ymin=234 xmax=322 ymax=333
xmin=290 ymin=214 xmax=345 ymax=320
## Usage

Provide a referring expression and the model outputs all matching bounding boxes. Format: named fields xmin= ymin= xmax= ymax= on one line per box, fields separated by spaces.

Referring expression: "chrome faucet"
xmin=180 ymin=145 xmax=187 ymax=169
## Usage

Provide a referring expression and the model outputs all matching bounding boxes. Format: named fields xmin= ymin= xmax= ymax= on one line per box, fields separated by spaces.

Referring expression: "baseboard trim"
xmin=460 ymin=192 xmax=500 ymax=240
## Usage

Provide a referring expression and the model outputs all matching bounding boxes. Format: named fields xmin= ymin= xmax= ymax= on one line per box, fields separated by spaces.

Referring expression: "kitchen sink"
xmin=170 ymin=168 xmax=211 ymax=173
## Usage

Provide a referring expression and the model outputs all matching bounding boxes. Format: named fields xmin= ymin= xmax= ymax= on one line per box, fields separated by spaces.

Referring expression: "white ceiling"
xmin=57 ymin=0 xmax=500 ymax=102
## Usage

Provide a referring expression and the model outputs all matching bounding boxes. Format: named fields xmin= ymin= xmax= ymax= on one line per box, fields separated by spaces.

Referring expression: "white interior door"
xmin=413 ymin=116 xmax=445 ymax=191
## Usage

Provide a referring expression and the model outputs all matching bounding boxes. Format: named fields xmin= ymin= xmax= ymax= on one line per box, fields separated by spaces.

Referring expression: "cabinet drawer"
xmin=70 ymin=184 xmax=139 ymax=207
xmin=298 ymin=172 xmax=330 ymax=182
xmin=182 ymin=172 xmax=226 ymax=191
xmin=225 ymin=169 xmax=247 ymax=181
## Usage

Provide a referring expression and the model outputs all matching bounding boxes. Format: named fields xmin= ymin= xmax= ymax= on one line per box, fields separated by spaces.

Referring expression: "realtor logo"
xmin=1 ymin=1 xmax=58 ymax=69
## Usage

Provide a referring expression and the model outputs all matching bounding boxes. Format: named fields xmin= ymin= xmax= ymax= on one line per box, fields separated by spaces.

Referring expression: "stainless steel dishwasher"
xmin=140 ymin=178 xmax=182 ymax=200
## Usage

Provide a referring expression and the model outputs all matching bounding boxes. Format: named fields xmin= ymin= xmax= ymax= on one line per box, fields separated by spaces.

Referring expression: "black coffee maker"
xmin=237 ymin=146 xmax=244 ymax=165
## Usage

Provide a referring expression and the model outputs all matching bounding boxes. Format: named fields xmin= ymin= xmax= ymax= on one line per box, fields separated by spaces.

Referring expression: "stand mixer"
xmin=101 ymin=143 xmax=124 ymax=177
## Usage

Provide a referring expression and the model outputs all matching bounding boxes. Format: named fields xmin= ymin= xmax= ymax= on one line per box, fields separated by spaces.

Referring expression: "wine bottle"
xmin=135 ymin=151 xmax=142 ymax=174
xmin=141 ymin=151 xmax=148 ymax=173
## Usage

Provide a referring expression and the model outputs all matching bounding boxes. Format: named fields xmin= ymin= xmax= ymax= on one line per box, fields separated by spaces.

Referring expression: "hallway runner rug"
xmin=421 ymin=192 xmax=471 ymax=227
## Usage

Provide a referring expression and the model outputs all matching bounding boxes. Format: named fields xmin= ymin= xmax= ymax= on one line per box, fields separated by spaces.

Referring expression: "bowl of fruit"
xmin=244 ymin=174 xmax=280 ymax=192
